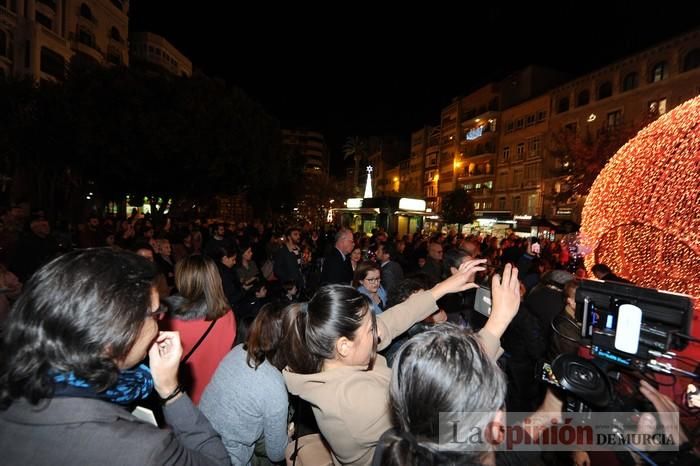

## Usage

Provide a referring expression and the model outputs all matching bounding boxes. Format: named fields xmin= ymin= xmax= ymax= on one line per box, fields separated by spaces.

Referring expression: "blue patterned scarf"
xmin=52 ymin=364 xmax=154 ymax=405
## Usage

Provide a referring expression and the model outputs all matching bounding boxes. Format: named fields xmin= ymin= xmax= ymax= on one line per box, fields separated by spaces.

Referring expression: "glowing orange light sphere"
xmin=581 ymin=94 xmax=700 ymax=362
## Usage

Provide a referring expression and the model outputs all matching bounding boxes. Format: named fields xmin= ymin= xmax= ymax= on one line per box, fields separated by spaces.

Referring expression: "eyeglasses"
xmin=364 ymin=277 xmax=381 ymax=283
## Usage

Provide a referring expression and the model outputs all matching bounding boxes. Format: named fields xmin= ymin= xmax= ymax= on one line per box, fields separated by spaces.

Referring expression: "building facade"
xmin=495 ymin=94 xmax=550 ymax=216
xmin=0 ymin=0 xmax=129 ymax=81
xmin=129 ymin=31 xmax=191 ymax=77
xmin=546 ymin=29 xmax=700 ymax=222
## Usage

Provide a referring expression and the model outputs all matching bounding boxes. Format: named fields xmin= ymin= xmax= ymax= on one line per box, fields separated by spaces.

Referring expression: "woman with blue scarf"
xmin=353 ymin=261 xmax=387 ymax=315
xmin=0 ymin=249 xmax=230 ymax=465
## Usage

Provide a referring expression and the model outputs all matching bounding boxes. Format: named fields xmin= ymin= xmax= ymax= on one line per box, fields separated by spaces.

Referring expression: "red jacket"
xmin=163 ymin=307 xmax=237 ymax=405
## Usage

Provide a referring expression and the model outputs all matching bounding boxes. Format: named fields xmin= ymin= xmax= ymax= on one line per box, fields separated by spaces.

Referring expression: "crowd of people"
xmin=0 ymin=208 xmax=695 ymax=465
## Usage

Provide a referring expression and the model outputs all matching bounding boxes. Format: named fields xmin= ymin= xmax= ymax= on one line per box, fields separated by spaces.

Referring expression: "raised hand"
xmin=148 ymin=331 xmax=183 ymax=398
xmin=484 ymin=263 xmax=520 ymax=338
xmin=430 ymin=259 xmax=487 ymax=300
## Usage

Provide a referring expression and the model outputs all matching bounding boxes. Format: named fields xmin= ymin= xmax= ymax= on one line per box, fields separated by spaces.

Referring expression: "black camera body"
xmin=542 ymin=279 xmax=693 ymax=415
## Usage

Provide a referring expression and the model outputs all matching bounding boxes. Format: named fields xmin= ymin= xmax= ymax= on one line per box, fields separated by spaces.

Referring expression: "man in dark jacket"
xmin=320 ymin=228 xmax=354 ymax=286
xmin=273 ymin=227 xmax=304 ymax=292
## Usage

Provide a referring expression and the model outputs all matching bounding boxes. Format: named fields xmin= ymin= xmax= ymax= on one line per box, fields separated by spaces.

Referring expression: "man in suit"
xmin=376 ymin=241 xmax=404 ymax=296
xmin=320 ymin=228 xmax=354 ymax=285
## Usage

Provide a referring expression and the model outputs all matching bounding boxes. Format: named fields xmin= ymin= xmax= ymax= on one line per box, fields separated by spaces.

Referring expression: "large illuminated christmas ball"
xmin=582 ymin=94 xmax=700 ymax=296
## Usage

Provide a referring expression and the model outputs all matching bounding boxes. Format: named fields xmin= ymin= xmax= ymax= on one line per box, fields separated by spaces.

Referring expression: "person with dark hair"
xmin=273 ymin=227 xmax=304 ymax=292
xmin=438 ymin=248 xmax=477 ymax=326
xmin=373 ymin=320 xmax=559 ymax=466
xmin=380 ymin=276 xmax=447 ymax=366
xmin=591 ymin=263 xmax=632 ymax=284
xmin=199 ymin=304 xmax=290 ymax=465
xmin=0 ymin=249 xmax=230 ymax=465
xmin=210 ymin=245 xmax=245 ymax=313
xmin=162 ymin=255 xmax=236 ymax=404
xmin=376 ymin=242 xmax=404 ymax=296
xmin=235 ymin=240 xmax=260 ymax=288
xmin=283 ymin=261 xmax=522 ymax=465
xmin=353 ymin=261 xmax=388 ymax=315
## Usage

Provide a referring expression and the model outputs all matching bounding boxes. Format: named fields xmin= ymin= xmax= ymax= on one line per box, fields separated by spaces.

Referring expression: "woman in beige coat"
xmin=283 ymin=261 xmax=522 ymax=465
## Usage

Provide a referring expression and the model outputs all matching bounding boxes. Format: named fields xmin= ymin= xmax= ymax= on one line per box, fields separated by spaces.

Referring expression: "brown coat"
xmin=284 ymin=290 xmax=502 ymax=466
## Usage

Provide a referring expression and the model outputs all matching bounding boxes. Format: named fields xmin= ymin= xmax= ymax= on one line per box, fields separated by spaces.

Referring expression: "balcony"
xmin=71 ymin=40 xmax=103 ymax=63
xmin=461 ymin=109 xmax=498 ymax=125
xmin=462 ymin=142 xmax=497 ymax=158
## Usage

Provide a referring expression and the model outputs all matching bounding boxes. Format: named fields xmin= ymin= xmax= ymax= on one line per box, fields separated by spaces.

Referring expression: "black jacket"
xmin=320 ymin=248 xmax=353 ymax=286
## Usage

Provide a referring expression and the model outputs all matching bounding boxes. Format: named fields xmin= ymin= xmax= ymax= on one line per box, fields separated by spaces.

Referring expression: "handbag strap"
xmin=182 ymin=318 xmax=218 ymax=364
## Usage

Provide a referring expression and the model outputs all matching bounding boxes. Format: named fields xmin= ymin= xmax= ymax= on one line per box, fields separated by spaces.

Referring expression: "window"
xmin=516 ymin=143 xmax=525 ymax=161
xmin=622 ymin=72 xmax=639 ymax=91
xmin=80 ymin=3 xmax=93 ymax=20
xmin=525 ymin=164 xmax=540 ymax=180
xmin=498 ymin=197 xmax=506 ymax=210
xmin=564 ymin=122 xmax=578 ymax=133
xmin=35 ymin=11 xmax=52 ymax=29
xmin=649 ymin=98 xmax=667 ymax=115
xmin=474 ymin=202 xmax=481 ymax=210
xmin=606 ymin=110 xmax=622 ymax=128
xmin=527 ymin=194 xmax=538 ymax=215
xmin=110 ymin=0 xmax=123 ymax=10
xmin=512 ymin=196 xmax=521 ymax=213
xmin=512 ymin=169 xmax=523 ymax=188
xmin=483 ymin=201 xmax=493 ymax=210
xmin=78 ymin=28 xmax=95 ymax=48
xmin=506 ymin=121 xmax=514 ymax=133
xmin=497 ymin=171 xmax=508 ymax=189
xmin=557 ymin=97 xmax=570 ymax=113
xmin=502 ymin=146 xmax=510 ymax=162
xmin=537 ymin=110 xmax=547 ymax=122
xmin=110 ymin=27 xmax=122 ymax=42
xmin=683 ymin=49 xmax=700 ymax=72
xmin=576 ymin=89 xmax=590 ymax=107
xmin=40 ymin=46 xmax=65 ymax=79
xmin=528 ymin=137 xmax=541 ymax=157
xmin=426 ymin=153 xmax=438 ymax=167
xmin=425 ymin=185 xmax=437 ymax=198
xmin=651 ymin=62 xmax=667 ymax=82
xmin=526 ymin=114 xmax=536 ymax=126
xmin=515 ymin=118 xmax=524 ymax=129
xmin=598 ymin=81 xmax=613 ymax=99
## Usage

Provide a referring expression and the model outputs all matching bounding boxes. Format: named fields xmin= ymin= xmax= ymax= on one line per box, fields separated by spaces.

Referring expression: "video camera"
xmin=541 ymin=279 xmax=694 ymax=413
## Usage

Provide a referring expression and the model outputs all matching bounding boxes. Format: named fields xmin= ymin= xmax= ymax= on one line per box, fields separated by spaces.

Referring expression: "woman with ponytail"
xmin=283 ymin=261 xmax=523 ymax=465
xmin=375 ymin=265 xmax=561 ymax=466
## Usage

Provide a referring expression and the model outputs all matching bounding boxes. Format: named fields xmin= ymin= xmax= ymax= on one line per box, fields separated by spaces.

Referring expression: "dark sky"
xmin=130 ymin=2 xmax=700 ymax=172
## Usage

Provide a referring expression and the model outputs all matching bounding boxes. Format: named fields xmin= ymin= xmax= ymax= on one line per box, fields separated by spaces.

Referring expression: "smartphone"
xmin=474 ymin=285 xmax=492 ymax=316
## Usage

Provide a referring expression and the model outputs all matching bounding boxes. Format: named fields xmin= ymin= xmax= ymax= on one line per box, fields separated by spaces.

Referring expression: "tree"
xmin=0 ymin=59 xmax=299 ymax=220
xmin=550 ymin=112 xmax=658 ymax=197
xmin=342 ymin=136 xmax=367 ymax=196
xmin=441 ymin=188 xmax=476 ymax=226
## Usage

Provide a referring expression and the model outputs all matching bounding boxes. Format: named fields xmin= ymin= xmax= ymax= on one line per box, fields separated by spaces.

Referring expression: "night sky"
xmin=130 ymin=2 xmax=700 ymax=174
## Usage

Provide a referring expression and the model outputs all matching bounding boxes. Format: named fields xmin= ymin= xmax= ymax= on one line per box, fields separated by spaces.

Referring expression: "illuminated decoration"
xmin=581 ymin=95 xmax=700 ymax=358
xmin=346 ymin=198 xmax=363 ymax=209
xmin=466 ymin=125 xmax=485 ymax=140
xmin=398 ymin=198 xmax=426 ymax=211
xmin=587 ymin=113 xmax=597 ymax=122
xmin=364 ymin=165 xmax=373 ymax=198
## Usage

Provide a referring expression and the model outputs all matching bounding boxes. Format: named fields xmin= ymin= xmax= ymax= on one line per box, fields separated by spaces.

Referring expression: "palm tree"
xmin=342 ymin=136 xmax=367 ymax=195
